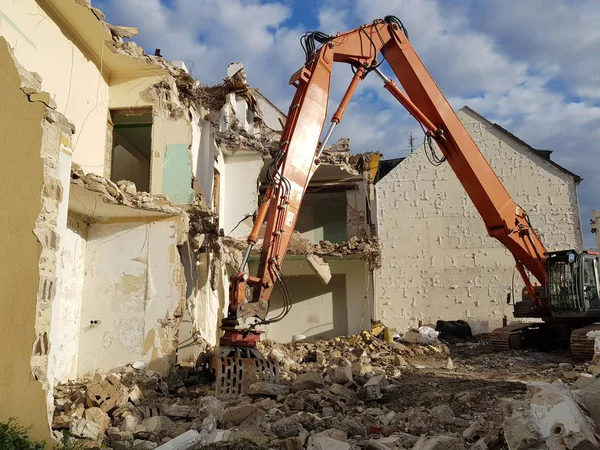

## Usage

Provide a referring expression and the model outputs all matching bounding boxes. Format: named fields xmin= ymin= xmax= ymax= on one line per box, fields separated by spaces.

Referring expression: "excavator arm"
xmin=221 ymin=17 xmax=548 ymax=347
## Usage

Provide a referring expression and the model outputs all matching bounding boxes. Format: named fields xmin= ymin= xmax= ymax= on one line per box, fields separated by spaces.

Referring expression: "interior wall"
xmin=111 ymin=144 xmax=150 ymax=191
xmin=0 ymin=38 xmax=51 ymax=441
xmin=0 ymin=0 xmax=109 ymax=175
xmin=249 ymin=258 xmax=373 ymax=342
xmin=295 ymin=192 xmax=347 ymax=243
xmin=48 ymin=216 xmax=87 ymax=385
xmin=77 ymin=218 xmax=185 ymax=376
xmin=223 ymin=153 xmax=264 ymax=238
xmin=109 ymin=75 xmax=193 ymax=201
xmin=266 ymin=275 xmax=348 ymax=342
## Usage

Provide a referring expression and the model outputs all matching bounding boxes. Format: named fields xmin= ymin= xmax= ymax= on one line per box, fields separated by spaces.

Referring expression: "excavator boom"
xmin=215 ymin=18 xmax=552 ymax=395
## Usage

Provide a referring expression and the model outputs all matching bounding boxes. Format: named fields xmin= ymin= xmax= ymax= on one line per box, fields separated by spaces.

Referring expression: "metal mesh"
xmin=215 ymin=356 xmax=279 ymax=398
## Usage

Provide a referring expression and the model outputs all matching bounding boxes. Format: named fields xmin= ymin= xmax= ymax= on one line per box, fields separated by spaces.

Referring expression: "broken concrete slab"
xmin=154 ymin=430 xmax=202 ymax=449
xmin=292 ymin=372 xmax=325 ymax=392
xmin=249 ymin=381 xmax=291 ymax=397
xmin=307 ymin=434 xmax=351 ymax=450
xmin=362 ymin=374 xmax=387 ymax=399
xmin=85 ymin=376 xmax=128 ymax=413
xmin=306 ymin=253 xmax=332 ymax=284
xmin=70 ymin=418 xmax=103 ymax=440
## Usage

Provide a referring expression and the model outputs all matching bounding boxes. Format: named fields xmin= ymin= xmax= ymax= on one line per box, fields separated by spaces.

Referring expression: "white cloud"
xmin=95 ymin=0 xmax=600 ymax=247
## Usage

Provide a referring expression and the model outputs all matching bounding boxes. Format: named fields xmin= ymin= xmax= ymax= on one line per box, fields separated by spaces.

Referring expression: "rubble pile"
xmin=70 ymin=163 xmax=207 ymax=216
xmin=51 ymin=329 xmax=600 ymax=450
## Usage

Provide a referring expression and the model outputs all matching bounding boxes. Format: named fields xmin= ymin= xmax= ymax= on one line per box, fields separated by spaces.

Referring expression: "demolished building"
xmin=0 ymin=0 xmax=589 ymax=445
xmin=0 ymin=0 xmax=381 ymax=440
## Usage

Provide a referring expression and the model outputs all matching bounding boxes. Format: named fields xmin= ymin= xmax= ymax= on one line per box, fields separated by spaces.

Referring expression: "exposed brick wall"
xmin=375 ymin=109 xmax=583 ymax=334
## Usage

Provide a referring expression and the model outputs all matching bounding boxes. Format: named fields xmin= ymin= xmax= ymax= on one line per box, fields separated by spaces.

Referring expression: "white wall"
xmin=48 ymin=218 xmax=86 ymax=384
xmin=223 ymin=153 xmax=264 ymax=238
xmin=0 ymin=0 xmax=109 ymax=175
xmin=250 ymin=258 xmax=373 ymax=342
xmin=190 ymin=113 xmax=216 ymax=208
xmin=376 ymin=109 xmax=583 ymax=334
xmin=77 ymin=218 xmax=185 ymax=376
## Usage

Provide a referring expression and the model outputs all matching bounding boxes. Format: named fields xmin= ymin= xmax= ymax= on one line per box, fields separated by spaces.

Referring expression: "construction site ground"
xmin=51 ymin=329 xmax=600 ymax=450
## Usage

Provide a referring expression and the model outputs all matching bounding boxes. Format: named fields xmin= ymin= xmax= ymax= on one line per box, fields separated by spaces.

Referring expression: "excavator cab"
xmin=546 ymin=250 xmax=600 ymax=316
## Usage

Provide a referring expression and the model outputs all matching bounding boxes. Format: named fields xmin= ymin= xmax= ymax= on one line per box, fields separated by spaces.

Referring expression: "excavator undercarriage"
xmin=490 ymin=321 xmax=600 ymax=359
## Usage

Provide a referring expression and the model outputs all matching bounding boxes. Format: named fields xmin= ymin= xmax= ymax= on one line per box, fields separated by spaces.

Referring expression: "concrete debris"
xmin=306 ymin=254 xmax=332 ymax=284
xmin=54 ymin=332 xmax=600 ymax=450
xmin=71 ymin=163 xmax=193 ymax=216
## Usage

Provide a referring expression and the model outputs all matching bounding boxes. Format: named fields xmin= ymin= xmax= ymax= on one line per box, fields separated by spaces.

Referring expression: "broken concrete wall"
xmin=0 ymin=37 xmax=75 ymax=441
xmin=222 ymin=152 xmax=264 ymax=238
xmin=0 ymin=0 xmax=110 ymax=175
xmin=109 ymin=75 xmax=196 ymax=203
xmin=376 ymin=108 xmax=583 ymax=334
xmin=295 ymin=191 xmax=348 ymax=243
xmin=75 ymin=216 xmax=186 ymax=377
xmin=48 ymin=215 xmax=87 ymax=384
xmin=249 ymin=258 xmax=374 ymax=342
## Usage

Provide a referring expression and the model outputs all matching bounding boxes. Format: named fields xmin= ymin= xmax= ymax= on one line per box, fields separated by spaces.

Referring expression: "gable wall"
xmin=376 ymin=109 xmax=583 ymax=334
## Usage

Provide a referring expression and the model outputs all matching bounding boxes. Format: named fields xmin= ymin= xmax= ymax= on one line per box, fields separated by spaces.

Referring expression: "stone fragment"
xmin=269 ymin=348 xmax=286 ymax=363
xmin=271 ymin=416 xmax=306 ymax=438
xmin=412 ymin=435 xmax=463 ymax=450
xmin=70 ymin=418 xmax=103 ymax=440
xmin=249 ymin=382 xmax=291 ymax=397
xmin=86 ymin=376 xmax=128 ymax=413
xmin=328 ymin=364 xmax=353 ymax=384
xmin=205 ymin=429 xmax=232 ymax=444
xmin=315 ymin=350 xmax=326 ymax=365
xmin=108 ymin=428 xmax=135 ymax=443
xmin=307 ymin=434 xmax=351 ymax=450
xmin=559 ymin=363 xmax=574 ymax=371
xmin=129 ymin=385 xmax=144 ymax=405
xmin=132 ymin=440 xmax=158 ymax=450
xmin=292 ymin=372 xmax=325 ymax=392
xmin=154 ymin=430 xmax=202 ymax=449
xmin=142 ymin=416 xmax=175 ymax=438
xmin=531 ymin=381 xmax=600 ymax=448
xmin=133 ymin=361 xmax=146 ymax=370
xmin=352 ymin=361 xmax=373 ymax=376
xmin=222 ymin=403 xmax=256 ymax=426
xmin=430 ymin=404 xmax=455 ymax=425
xmin=52 ymin=414 xmax=71 ymax=430
xmin=362 ymin=374 xmax=387 ymax=399
xmin=340 ymin=417 xmax=366 ymax=436
xmin=306 ymin=253 xmax=332 ymax=284
xmin=445 ymin=358 xmax=455 ymax=371
xmin=84 ymin=407 xmax=110 ymax=433
xmin=462 ymin=421 xmax=482 ymax=442
xmin=314 ymin=428 xmax=347 ymax=442
xmin=329 ymin=383 xmax=354 ymax=398
xmin=165 ymin=404 xmax=192 ymax=418
xmin=394 ymin=355 xmax=408 ymax=367
xmin=503 ymin=403 xmax=544 ymax=450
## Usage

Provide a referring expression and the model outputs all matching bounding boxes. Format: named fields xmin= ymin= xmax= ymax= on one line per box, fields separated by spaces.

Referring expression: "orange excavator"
xmin=213 ymin=17 xmax=600 ymax=395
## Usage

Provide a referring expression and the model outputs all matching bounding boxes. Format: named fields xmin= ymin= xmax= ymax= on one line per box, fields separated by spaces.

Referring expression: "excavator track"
xmin=570 ymin=323 xmax=600 ymax=360
xmin=490 ymin=322 xmax=536 ymax=352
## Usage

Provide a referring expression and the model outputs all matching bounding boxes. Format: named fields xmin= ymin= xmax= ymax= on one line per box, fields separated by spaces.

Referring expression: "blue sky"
xmin=95 ymin=0 xmax=599 ymax=248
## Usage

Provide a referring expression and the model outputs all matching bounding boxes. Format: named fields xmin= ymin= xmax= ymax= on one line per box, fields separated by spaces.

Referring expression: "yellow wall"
xmin=0 ymin=39 xmax=51 ymax=442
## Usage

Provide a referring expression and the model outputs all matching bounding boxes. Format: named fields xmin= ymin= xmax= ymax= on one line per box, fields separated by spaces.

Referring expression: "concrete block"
xmin=362 ymin=374 xmax=387 ymax=400
xmin=155 ymin=430 xmax=202 ymax=449
xmin=306 ymin=254 xmax=332 ymax=284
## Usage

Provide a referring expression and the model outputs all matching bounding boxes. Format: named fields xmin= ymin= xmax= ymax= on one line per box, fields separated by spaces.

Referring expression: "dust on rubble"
xmin=51 ymin=328 xmax=600 ymax=450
